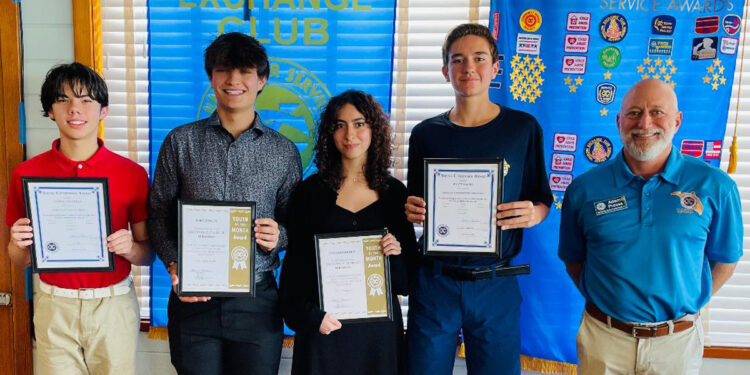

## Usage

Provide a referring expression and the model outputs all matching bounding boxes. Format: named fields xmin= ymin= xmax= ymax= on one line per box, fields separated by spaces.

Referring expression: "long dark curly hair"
xmin=315 ymin=90 xmax=392 ymax=193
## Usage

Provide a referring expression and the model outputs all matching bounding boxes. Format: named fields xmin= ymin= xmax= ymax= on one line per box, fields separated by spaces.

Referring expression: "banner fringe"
xmin=521 ymin=355 xmax=577 ymax=375
xmin=147 ymin=326 xmax=169 ymax=340
xmin=283 ymin=335 xmax=295 ymax=349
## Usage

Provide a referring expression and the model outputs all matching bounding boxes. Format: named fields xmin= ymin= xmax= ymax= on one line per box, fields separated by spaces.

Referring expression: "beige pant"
xmin=33 ymin=285 xmax=139 ymax=375
xmin=577 ymin=311 xmax=703 ymax=375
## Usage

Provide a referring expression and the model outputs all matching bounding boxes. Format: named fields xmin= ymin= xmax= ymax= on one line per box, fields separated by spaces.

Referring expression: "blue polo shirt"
xmin=558 ymin=147 xmax=743 ymax=323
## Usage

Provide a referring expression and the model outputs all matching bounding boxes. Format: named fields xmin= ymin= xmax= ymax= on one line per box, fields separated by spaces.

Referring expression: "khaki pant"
xmin=33 ymin=285 xmax=139 ymax=375
xmin=577 ymin=311 xmax=703 ymax=375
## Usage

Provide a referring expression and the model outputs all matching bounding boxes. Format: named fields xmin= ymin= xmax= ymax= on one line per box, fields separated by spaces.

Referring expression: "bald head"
xmin=617 ymin=79 xmax=682 ymax=164
xmin=620 ymin=79 xmax=679 ymax=115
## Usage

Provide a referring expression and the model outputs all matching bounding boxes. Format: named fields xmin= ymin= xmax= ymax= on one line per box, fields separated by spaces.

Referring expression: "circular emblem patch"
xmin=45 ymin=242 xmax=58 ymax=253
xmin=599 ymin=14 xmax=628 ymax=43
xmin=519 ymin=9 xmax=542 ymax=32
xmin=595 ymin=202 xmax=606 ymax=211
xmin=437 ymin=224 xmax=449 ymax=237
xmin=231 ymin=246 xmax=249 ymax=262
xmin=367 ymin=273 xmax=384 ymax=290
xmin=598 ymin=46 xmax=621 ymax=69
xmin=199 ymin=58 xmax=330 ymax=176
xmin=585 ymin=136 xmax=613 ymax=164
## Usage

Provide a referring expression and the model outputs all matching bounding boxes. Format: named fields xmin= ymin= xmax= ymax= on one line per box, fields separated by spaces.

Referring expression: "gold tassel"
xmin=147 ymin=326 xmax=169 ymax=340
xmin=457 ymin=342 xmax=466 ymax=358
xmin=728 ymin=133 xmax=738 ymax=174
xmin=283 ymin=335 xmax=295 ymax=349
xmin=521 ymin=355 xmax=578 ymax=375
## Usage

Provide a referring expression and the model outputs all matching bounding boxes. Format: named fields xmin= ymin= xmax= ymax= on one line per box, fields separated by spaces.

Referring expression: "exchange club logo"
xmin=520 ymin=9 xmax=542 ymax=32
xmin=671 ymin=191 xmax=704 ymax=215
xmin=199 ymin=58 xmax=330 ymax=175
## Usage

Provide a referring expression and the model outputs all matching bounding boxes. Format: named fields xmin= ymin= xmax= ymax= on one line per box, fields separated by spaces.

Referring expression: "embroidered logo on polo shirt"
xmin=671 ymin=191 xmax=704 ymax=215
xmin=504 ymin=161 xmax=510 ymax=177
xmin=594 ymin=196 xmax=628 ymax=216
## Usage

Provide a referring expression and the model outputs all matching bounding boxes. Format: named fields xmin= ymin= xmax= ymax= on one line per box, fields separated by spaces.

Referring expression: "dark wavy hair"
xmin=442 ymin=23 xmax=499 ymax=67
xmin=315 ymin=90 xmax=392 ymax=193
xmin=40 ymin=63 xmax=108 ymax=117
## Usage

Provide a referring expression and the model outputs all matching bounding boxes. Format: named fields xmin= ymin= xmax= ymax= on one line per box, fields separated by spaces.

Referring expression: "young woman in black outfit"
xmin=279 ymin=90 xmax=416 ymax=375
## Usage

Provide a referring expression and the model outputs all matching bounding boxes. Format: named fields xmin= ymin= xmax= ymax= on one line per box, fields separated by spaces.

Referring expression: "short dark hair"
xmin=442 ymin=23 xmax=499 ymax=67
xmin=315 ymin=90 xmax=392 ymax=193
xmin=204 ymin=32 xmax=269 ymax=79
xmin=40 ymin=62 xmax=109 ymax=117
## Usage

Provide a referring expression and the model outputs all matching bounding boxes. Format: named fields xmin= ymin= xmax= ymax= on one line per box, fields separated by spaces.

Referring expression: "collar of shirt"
xmin=206 ymin=111 xmax=267 ymax=140
xmin=50 ymin=138 xmax=110 ymax=171
xmin=612 ymin=146 xmax=683 ymax=188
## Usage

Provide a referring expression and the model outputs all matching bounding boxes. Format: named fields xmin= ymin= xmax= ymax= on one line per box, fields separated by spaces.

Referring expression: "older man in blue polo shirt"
xmin=559 ymin=79 xmax=742 ymax=375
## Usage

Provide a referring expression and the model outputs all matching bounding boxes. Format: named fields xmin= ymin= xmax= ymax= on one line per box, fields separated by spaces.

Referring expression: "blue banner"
xmin=489 ymin=0 xmax=744 ymax=364
xmin=147 ymin=0 xmax=397 ymax=327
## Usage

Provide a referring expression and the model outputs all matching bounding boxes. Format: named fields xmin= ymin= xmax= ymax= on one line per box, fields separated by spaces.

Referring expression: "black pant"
xmin=167 ymin=274 xmax=283 ymax=375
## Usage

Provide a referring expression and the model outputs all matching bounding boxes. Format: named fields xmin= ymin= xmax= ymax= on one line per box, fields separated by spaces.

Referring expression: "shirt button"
xmin=352 ymin=220 xmax=357 ymax=226
xmin=77 ymin=164 xmax=83 ymax=169
xmin=645 ymin=192 xmax=651 ymax=197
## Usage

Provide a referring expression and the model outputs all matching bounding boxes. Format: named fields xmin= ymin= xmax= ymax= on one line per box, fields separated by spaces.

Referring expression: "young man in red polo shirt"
xmin=6 ymin=63 xmax=151 ymax=375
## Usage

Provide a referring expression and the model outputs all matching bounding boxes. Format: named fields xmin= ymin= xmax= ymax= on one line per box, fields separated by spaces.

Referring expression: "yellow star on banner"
xmin=659 ymin=66 xmax=667 ymax=74
xmin=533 ymin=56 xmax=542 ymax=65
xmin=654 ymin=58 xmax=662 ymax=66
xmin=702 ymin=76 xmax=711 ymax=83
xmin=638 ymin=55 xmax=678 ymax=85
xmin=714 ymin=58 xmax=722 ymax=66
xmin=569 ymin=85 xmax=577 ymax=92
xmin=538 ymin=63 xmax=546 ymax=73
xmin=536 ymin=77 xmax=544 ymax=85
xmin=603 ymin=71 xmax=612 ymax=79
xmin=643 ymin=57 xmax=652 ymax=65
xmin=648 ymin=66 xmax=656 ymax=73
xmin=713 ymin=73 xmax=720 ymax=81
xmin=523 ymin=55 xmax=531 ymax=64
xmin=664 ymin=74 xmax=672 ymax=82
xmin=666 ymin=58 xmax=674 ymax=66
xmin=670 ymin=66 xmax=677 ymax=74
xmin=575 ymin=77 xmax=583 ymax=85
xmin=668 ymin=81 xmax=676 ymax=89
xmin=555 ymin=201 xmax=562 ymax=209
xmin=720 ymin=77 xmax=727 ymax=85
xmin=641 ymin=73 xmax=650 ymax=80
xmin=512 ymin=55 xmax=521 ymax=63
xmin=712 ymin=82 xmax=719 ymax=90
xmin=707 ymin=66 xmax=715 ymax=73
xmin=719 ymin=66 xmax=725 ymax=74
xmin=529 ymin=96 xmax=537 ymax=103
xmin=564 ymin=76 xmax=572 ymax=85
xmin=653 ymin=74 xmax=661 ymax=80
xmin=600 ymin=107 xmax=609 ymax=116
xmin=637 ymin=65 xmax=645 ymax=73
xmin=702 ymin=58 xmax=726 ymax=91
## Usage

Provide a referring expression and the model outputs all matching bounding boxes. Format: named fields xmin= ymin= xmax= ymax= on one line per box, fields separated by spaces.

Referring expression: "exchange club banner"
xmin=147 ymin=0 xmax=397 ymax=327
xmin=489 ymin=0 xmax=744 ymax=366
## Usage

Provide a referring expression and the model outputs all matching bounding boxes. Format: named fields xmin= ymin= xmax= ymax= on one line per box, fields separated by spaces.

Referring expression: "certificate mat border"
xmin=177 ymin=200 xmax=257 ymax=297
xmin=423 ymin=158 xmax=504 ymax=257
xmin=22 ymin=177 xmax=114 ymax=273
xmin=314 ymin=229 xmax=393 ymax=324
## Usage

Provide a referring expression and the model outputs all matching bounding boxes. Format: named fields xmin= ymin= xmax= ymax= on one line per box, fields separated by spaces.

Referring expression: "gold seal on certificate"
xmin=22 ymin=177 xmax=114 ymax=273
xmin=314 ymin=229 xmax=393 ymax=323
xmin=178 ymin=200 xmax=256 ymax=297
xmin=423 ymin=159 xmax=505 ymax=256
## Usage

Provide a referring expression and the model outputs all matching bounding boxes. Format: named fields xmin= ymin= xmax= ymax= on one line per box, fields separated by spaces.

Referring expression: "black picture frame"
xmin=178 ymin=199 xmax=256 ymax=297
xmin=423 ymin=158 xmax=505 ymax=257
xmin=314 ymin=229 xmax=393 ymax=324
xmin=22 ymin=177 xmax=114 ymax=273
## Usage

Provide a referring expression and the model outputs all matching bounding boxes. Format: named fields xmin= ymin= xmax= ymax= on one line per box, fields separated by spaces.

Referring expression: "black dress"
xmin=279 ymin=174 xmax=416 ymax=375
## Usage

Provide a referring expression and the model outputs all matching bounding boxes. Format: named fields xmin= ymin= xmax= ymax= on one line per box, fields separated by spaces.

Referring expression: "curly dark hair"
xmin=315 ymin=90 xmax=392 ymax=193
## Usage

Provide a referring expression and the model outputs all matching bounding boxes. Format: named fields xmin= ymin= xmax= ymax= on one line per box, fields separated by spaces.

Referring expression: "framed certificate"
xmin=423 ymin=159 xmax=504 ymax=257
xmin=22 ymin=177 xmax=114 ymax=273
xmin=178 ymin=200 xmax=256 ymax=297
xmin=314 ymin=229 xmax=393 ymax=323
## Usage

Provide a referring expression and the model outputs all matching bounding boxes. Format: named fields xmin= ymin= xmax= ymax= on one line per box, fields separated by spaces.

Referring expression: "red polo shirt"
xmin=5 ymin=139 xmax=149 ymax=289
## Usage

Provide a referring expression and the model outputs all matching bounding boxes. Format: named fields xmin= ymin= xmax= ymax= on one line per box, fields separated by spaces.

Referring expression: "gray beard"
xmin=624 ymin=136 xmax=670 ymax=161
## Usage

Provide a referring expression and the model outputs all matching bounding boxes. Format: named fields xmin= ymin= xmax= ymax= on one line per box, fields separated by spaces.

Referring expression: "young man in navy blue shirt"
xmin=404 ymin=23 xmax=552 ymax=375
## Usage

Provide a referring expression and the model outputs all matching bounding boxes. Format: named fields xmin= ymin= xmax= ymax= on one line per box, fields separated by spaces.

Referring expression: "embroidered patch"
xmin=671 ymin=191 xmax=704 ymax=215
xmin=594 ymin=196 xmax=628 ymax=216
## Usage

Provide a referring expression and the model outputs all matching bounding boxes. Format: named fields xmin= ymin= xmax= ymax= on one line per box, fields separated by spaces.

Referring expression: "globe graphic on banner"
xmin=198 ymin=58 xmax=330 ymax=176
